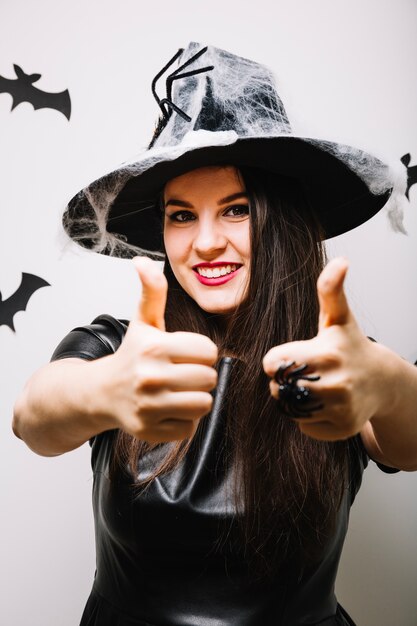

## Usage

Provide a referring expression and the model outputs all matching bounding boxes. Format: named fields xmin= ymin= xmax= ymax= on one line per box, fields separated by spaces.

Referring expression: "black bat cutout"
xmin=0 ymin=273 xmax=50 ymax=332
xmin=0 ymin=64 xmax=71 ymax=120
xmin=400 ymin=153 xmax=417 ymax=200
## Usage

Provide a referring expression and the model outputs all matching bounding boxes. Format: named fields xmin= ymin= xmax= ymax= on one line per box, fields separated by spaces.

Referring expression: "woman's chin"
xmin=197 ymin=299 xmax=241 ymax=317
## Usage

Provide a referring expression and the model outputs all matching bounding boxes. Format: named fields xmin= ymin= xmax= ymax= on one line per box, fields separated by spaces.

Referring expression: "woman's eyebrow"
xmin=164 ymin=191 xmax=248 ymax=209
xmin=164 ymin=198 xmax=193 ymax=209
xmin=218 ymin=192 xmax=248 ymax=205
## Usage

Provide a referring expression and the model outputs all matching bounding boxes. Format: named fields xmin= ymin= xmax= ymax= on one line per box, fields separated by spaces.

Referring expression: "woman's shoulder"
xmin=51 ymin=314 xmax=129 ymax=362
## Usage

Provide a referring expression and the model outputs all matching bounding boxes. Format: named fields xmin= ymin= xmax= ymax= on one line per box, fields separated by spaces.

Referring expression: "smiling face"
xmin=163 ymin=165 xmax=250 ymax=316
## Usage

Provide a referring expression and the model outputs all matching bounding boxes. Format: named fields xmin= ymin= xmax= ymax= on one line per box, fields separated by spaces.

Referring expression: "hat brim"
xmin=65 ymin=136 xmax=391 ymax=256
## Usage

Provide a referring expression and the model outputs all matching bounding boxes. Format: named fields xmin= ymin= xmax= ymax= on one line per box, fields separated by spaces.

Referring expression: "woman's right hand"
xmin=101 ymin=257 xmax=218 ymax=443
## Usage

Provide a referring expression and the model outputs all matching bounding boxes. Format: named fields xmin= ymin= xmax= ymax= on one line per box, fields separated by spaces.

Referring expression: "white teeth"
xmin=197 ymin=264 xmax=238 ymax=278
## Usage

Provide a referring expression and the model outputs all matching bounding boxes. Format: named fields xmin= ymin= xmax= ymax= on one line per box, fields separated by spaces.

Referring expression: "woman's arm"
xmin=360 ymin=343 xmax=417 ymax=471
xmin=13 ymin=258 xmax=218 ymax=457
xmin=13 ymin=356 xmax=118 ymax=456
xmin=263 ymin=258 xmax=417 ymax=471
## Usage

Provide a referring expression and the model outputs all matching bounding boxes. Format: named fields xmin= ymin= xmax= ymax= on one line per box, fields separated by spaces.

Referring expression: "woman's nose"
xmin=192 ymin=220 xmax=227 ymax=256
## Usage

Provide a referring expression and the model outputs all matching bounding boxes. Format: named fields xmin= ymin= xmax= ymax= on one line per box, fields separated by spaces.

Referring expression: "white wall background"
xmin=1 ymin=1 xmax=416 ymax=624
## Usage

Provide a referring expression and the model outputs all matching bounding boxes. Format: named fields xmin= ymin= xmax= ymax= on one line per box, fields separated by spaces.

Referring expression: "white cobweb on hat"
xmin=63 ymin=171 xmax=163 ymax=259
xmin=305 ymin=138 xmax=407 ymax=234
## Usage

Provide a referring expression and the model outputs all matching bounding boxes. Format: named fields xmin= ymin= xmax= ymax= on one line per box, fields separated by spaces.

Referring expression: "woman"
xmin=13 ymin=43 xmax=417 ymax=625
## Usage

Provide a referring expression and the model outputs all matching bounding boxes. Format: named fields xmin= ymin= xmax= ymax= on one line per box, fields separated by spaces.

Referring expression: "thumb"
xmin=317 ymin=257 xmax=351 ymax=330
xmin=132 ymin=256 xmax=167 ymax=331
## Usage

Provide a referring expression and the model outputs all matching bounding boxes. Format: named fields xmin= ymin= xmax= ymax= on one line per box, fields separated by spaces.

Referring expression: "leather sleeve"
xmin=50 ymin=314 xmax=129 ymax=362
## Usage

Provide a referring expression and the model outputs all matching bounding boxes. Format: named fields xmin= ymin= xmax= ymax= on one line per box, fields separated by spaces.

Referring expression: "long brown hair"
xmin=113 ymin=167 xmax=350 ymax=578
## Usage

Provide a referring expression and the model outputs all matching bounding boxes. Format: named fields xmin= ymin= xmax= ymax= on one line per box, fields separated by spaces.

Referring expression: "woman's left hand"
xmin=263 ymin=257 xmax=387 ymax=441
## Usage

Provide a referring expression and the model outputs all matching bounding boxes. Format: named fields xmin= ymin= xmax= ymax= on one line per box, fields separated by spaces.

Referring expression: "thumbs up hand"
xmin=263 ymin=258 xmax=383 ymax=441
xmin=102 ymin=257 xmax=218 ymax=443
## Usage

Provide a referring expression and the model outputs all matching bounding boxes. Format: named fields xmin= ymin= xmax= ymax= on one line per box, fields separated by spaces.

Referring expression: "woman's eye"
xmin=168 ymin=211 xmax=195 ymax=223
xmin=225 ymin=204 xmax=250 ymax=217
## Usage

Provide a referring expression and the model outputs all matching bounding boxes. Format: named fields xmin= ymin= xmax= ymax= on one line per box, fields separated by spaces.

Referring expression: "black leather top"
xmin=51 ymin=314 xmax=393 ymax=626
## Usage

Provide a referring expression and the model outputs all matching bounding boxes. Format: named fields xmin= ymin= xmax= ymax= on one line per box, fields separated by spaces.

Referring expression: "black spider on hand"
xmin=274 ymin=362 xmax=323 ymax=418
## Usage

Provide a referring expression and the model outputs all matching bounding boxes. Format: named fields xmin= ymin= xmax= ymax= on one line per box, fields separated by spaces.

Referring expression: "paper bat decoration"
xmin=0 ymin=273 xmax=50 ymax=332
xmin=401 ymin=153 xmax=417 ymax=200
xmin=0 ymin=64 xmax=71 ymax=120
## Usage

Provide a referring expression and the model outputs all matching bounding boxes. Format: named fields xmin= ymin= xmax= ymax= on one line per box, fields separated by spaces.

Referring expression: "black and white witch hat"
xmin=64 ymin=42 xmax=407 ymax=259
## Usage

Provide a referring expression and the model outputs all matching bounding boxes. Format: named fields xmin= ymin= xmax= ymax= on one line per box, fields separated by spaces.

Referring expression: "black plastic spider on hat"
xmin=62 ymin=42 xmax=406 ymax=260
xmin=149 ymin=46 xmax=215 ymax=148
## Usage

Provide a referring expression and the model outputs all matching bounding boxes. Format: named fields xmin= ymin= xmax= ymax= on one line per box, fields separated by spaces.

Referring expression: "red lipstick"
xmin=193 ymin=263 xmax=242 ymax=286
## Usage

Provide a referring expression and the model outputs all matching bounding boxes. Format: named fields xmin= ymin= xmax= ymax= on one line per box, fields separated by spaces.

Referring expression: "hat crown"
xmin=153 ymin=42 xmax=292 ymax=148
